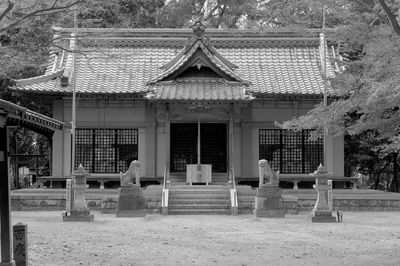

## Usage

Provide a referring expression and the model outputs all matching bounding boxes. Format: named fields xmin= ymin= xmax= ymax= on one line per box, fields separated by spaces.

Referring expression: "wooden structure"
xmin=186 ymin=164 xmax=212 ymax=185
xmin=0 ymin=99 xmax=63 ymax=265
xmin=12 ymin=23 xmax=346 ymax=188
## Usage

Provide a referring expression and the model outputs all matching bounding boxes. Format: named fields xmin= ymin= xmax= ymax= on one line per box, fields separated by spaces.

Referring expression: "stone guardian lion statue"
xmin=120 ymin=160 xmax=141 ymax=186
xmin=258 ymin=159 xmax=279 ymax=186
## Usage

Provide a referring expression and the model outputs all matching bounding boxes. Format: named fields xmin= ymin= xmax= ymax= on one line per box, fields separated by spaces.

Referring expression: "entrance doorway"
xmin=170 ymin=123 xmax=227 ymax=173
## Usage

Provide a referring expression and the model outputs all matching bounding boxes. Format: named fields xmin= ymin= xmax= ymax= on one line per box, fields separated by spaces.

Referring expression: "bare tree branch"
xmin=0 ymin=0 xmax=82 ymax=34
xmin=204 ymin=3 xmax=220 ymax=23
xmin=377 ymin=0 xmax=400 ymax=36
xmin=52 ymin=0 xmax=60 ymax=9
xmin=0 ymin=0 xmax=14 ymax=23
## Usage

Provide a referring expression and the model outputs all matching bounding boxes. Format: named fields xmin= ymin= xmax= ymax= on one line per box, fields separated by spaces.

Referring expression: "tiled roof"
xmin=148 ymin=40 xmax=247 ymax=85
xmin=146 ymin=80 xmax=253 ymax=101
xmin=14 ymin=69 xmax=67 ymax=93
xmin=14 ymin=28 xmax=337 ymax=97
xmin=0 ymin=99 xmax=64 ymax=136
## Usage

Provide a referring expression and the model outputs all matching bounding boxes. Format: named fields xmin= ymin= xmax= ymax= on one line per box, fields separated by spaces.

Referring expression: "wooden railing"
xmin=161 ymin=166 xmax=169 ymax=215
xmin=229 ymin=167 xmax=238 ymax=215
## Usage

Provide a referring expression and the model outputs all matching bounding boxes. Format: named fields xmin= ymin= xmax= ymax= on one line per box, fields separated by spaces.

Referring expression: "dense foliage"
xmin=277 ymin=0 xmax=400 ymax=191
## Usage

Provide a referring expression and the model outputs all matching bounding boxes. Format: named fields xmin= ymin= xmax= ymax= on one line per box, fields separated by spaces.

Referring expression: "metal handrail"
xmin=230 ymin=167 xmax=236 ymax=190
xmin=161 ymin=166 xmax=169 ymax=215
xmin=229 ymin=167 xmax=238 ymax=215
xmin=162 ymin=166 xmax=167 ymax=190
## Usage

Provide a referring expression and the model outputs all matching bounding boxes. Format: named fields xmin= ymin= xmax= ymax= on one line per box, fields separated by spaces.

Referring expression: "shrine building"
xmin=13 ymin=23 xmax=345 ymax=188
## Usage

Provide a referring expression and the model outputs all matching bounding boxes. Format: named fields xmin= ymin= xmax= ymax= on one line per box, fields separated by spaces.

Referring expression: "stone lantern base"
xmin=311 ymin=210 xmax=336 ymax=223
xmin=63 ymin=209 xmax=94 ymax=222
xmin=254 ymin=184 xmax=285 ymax=218
xmin=116 ymin=185 xmax=146 ymax=217
xmin=63 ymin=165 xmax=94 ymax=222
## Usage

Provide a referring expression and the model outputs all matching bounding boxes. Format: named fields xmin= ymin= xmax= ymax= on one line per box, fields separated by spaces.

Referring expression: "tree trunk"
xmin=374 ymin=171 xmax=381 ymax=190
xmin=377 ymin=0 xmax=400 ymax=36
xmin=391 ymin=153 xmax=398 ymax=192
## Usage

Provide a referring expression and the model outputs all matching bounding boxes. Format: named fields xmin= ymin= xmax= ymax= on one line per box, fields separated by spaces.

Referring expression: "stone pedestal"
xmin=312 ymin=210 xmax=337 ymax=223
xmin=311 ymin=164 xmax=336 ymax=223
xmin=101 ymin=197 xmax=117 ymax=214
xmin=13 ymin=222 xmax=28 ymax=266
xmin=254 ymin=184 xmax=285 ymax=218
xmin=116 ymin=185 xmax=146 ymax=217
xmin=63 ymin=165 xmax=94 ymax=222
xmin=0 ymin=262 xmax=15 ymax=266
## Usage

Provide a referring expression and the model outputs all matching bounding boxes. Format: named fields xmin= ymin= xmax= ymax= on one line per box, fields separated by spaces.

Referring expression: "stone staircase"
xmin=167 ymin=185 xmax=231 ymax=215
xmin=169 ymin=172 xmax=228 ymax=185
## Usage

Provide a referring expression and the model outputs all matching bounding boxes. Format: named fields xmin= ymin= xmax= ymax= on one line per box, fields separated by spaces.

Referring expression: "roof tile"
xmin=146 ymin=80 xmax=253 ymax=101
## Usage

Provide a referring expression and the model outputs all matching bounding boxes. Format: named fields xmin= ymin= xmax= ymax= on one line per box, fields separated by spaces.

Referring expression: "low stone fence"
xmin=297 ymin=198 xmax=400 ymax=211
xmin=236 ymin=187 xmax=400 ymax=212
xmin=237 ymin=175 xmax=359 ymax=189
xmin=12 ymin=187 xmax=400 ymax=213
xmin=36 ymin=175 xmax=163 ymax=189
xmin=11 ymin=186 xmax=162 ymax=213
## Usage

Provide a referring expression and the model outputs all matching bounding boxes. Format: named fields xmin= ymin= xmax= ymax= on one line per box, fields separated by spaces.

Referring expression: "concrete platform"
xmin=285 ymin=189 xmax=400 ymax=200
xmin=237 ymin=187 xmax=400 ymax=212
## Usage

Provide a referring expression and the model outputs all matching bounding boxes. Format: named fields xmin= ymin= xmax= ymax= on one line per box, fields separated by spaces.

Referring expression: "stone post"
xmin=13 ymin=222 xmax=28 ymax=266
xmin=63 ymin=164 xmax=94 ymax=222
xmin=117 ymin=161 xmax=145 ymax=217
xmin=310 ymin=164 xmax=336 ymax=223
xmin=133 ymin=162 xmax=140 ymax=186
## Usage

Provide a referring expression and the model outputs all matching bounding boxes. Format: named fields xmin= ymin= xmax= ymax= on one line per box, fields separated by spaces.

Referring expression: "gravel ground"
xmin=6 ymin=211 xmax=400 ymax=266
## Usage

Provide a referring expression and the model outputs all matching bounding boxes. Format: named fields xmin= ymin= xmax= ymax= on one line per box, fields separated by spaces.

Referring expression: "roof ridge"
xmin=14 ymin=69 xmax=64 ymax=87
xmin=148 ymin=28 xmax=249 ymax=85
xmin=155 ymin=79 xmax=245 ymax=84
xmin=52 ymin=26 xmax=334 ymax=38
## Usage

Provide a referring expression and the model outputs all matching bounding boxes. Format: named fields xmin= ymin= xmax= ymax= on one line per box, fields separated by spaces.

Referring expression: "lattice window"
xmin=75 ymin=129 xmax=138 ymax=173
xmin=259 ymin=129 xmax=322 ymax=174
xmin=75 ymin=129 xmax=93 ymax=172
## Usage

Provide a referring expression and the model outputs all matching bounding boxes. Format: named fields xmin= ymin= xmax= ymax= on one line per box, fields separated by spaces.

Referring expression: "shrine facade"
xmin=14 ymin=23 xmax=344 ymax=186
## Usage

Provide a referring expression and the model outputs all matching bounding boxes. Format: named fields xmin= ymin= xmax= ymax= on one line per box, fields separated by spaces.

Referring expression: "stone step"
xmin=165 ymin=183 xmax=231 ymax=215
xmin=169 ymin=183 xmax=228 ymax=186
xmin=169 ymin=174 xmax=228 ymax=183
xmin=167 ymin=209 xmax=231 ymax=215
xmin=169 ymin=196 xmax=229 ymax=201
xmin=170 ymin=188 xmax=229 ymax=193
xmin=170 ymin=189 xmax=229 ymax=193
xmin=170 ymin=193 xmax=229 ymax=198
xmin=170 ymin=184 xmax=228 ymax=189
xmin=169 ymin=204 xmax=229 ymax=209
xmin=169 ymin=176 xmax=228 ymax=179
xmin=169 ymin=182 xmax=228 ymax=186
xmin=169 ymin=199 xmax=229 ymax=204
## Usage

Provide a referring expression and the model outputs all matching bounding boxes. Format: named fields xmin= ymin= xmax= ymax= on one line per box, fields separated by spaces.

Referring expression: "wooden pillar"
xmin=0 ymin=123 xmax=16 ymax=265
xmin=165 ymin=105 xmax=170 ymax=180
xmin=197 ymin=118 xmax=201 ymax=165
xmin=228 ymin=107 xmax=234 ymax=182
xmin=293 ymin=181 xmax=299 ymax=190
xmin=35 ymin=156 xmax=39 ymax=185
